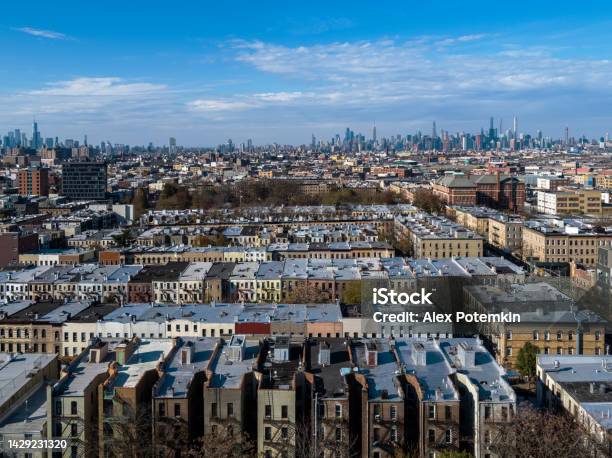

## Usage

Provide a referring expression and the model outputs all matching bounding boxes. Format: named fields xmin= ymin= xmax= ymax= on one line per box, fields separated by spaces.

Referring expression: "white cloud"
xmin=14 ymin=27 xmax=71 ymax=40
xmin=188 ymin=99 xmax=255 ymax=112
xmin=11 ymin=77 xmax=168 ymax=117
xmin=28 ymin=77 xmax=166 ymax=97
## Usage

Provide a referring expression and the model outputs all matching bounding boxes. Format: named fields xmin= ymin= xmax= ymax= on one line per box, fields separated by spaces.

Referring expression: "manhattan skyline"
xmin=2 ymin=1 xmax=612 ymax=144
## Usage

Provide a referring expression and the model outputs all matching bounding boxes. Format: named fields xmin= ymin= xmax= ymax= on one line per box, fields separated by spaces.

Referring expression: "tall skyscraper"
xmin=169 ymin=137 xmax=177 ymax=153
xmin=513 ymin=116 xmax=517 ymax=138
xmin=488 ymin=117 xmax=495 ymax=142
xmin=372 ymin=123 xmax=377 ymax=142
xmin=565 ymin=126 xmax=569 ymax=145
xmin=31 ymin=121 xmax=41 ymax=149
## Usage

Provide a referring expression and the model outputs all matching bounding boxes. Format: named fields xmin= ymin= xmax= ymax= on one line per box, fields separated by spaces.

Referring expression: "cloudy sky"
xmin=2 ymin=1 xmax=612 ymax=146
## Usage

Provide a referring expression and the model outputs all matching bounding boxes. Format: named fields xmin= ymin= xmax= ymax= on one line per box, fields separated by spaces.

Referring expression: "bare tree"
xmin=189 ymin=423 xmax=256 ymax=458
xmin=489 ymin=402 xmax=607 ymax=458
xmin=100 ymin=402 xmax=155 ymax=458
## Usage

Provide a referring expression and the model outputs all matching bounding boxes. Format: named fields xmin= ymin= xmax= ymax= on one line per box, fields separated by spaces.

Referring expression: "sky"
xmin=2 ymin=1 xmax=612 ymax=146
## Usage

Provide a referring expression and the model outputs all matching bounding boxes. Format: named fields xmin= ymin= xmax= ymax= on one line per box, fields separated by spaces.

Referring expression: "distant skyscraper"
xmin=513 ymin=116 xmax=517 ymax=138
xmin=372 ymin=123 xmax=377 ymax=142
xmin=488 ymin=117 xmax=495 ymax=142
xmin=14 ymin=129 xmax=21 ymax=146
xmin=31 ymin=121 xmax=40 ymax=149
xmin=169 ymin=137 xmax=177 ymax=153
xmin=565 ymin=126 xmax=569 ymax=145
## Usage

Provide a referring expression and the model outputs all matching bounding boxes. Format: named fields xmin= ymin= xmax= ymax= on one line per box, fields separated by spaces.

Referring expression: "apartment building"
xmin=522 ymin=219 xmax=612 ymax=266
xmin=204 ymin=336 xmax=262 ymax=439
xmin=487 ymin=214 xmax=524 ymax=253
xmin=97 ymin=338 xmax=174 ymax=457
xmin=0 ymin=300 xmax=91 ymax=354
xmin=0 ymin=353 xmax=59 ymax=458
xmin=152 ymin=337 xmax=217 ymax=451
xmin=395 ymin=339 xmax=460 ymax=457
xmin=464 ymin=283 xmax=606 ymax=368
xmin=304 ymin=339 xmax=355 ymax=457
xmin=47 ymin=340 xmax=118 ymax=458
xmin=257 ymin=336 xmax=308 ymax=458
xmin=394 ymin=215 xmax=484 ymax=259
xmin=350 ymin=339 xmax=407 ymax=458
xmin=439 ymin=339 xmax=516 ymax=458
xmin=61 ymin=302 xmax=120 ymax=357
xmin=177 ymin=261 xmax=213 ymax=304
xmin=537 ymin=356 xmax=612 ymax=456
xmin=537 ymin=188 xmax=603 ymax=215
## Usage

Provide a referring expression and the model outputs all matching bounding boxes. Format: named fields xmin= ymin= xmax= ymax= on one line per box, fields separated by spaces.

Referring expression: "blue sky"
xmin=2 ymin=1 xmax=612 ymax=146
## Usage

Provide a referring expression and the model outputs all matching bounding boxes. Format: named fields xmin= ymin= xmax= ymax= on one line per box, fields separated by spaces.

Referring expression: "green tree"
xmin=343 ymin=282 xmax=362 ymax=305
xmin=112 ymin=229 xmax=134 ymax=247
xmin=516 ymin=342 xmax=537 ymax=378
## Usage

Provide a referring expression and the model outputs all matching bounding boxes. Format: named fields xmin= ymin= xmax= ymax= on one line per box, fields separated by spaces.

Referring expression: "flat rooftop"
xmin=155 ymin=337 xmax=217 ymax=398
xmin=395 ymin=338 xmax=459 ymax=402
xmin=110 ymin=339 xmax=174 ymax=389
xmin=207 ymin=337 xmax=260 ymax=389
xmin=0 ymin=353 xmax=56 ymax=406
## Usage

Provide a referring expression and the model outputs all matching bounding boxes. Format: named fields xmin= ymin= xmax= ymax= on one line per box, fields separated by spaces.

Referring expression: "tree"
xmin=284 ymin=283 xmax=331 ymax=303
xmin=131 ymin=187 xmax=149 ymax=219
xmin=189 ymin=423 xmax=255 ymax=458
xmin=489 ymin=402 xmax=603 ymax=458
xmin=112 ymin=229 xmax=134 ymax=247
xmin=342 ymin=282 xmax=362 ymax=305
xmin=412 ymin=189 xmax=445 ymax=214
xmin=100 ymin=403 xmax=155 ymax=458
xmin=437 ymin=451 xmax=474 ymax=458
xmin=515 ymin=342 xmax=537 ymax=379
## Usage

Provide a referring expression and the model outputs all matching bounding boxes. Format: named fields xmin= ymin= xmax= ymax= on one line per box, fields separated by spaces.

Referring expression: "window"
xmin=445 ymin=429 xmax=452 ymax=444
xmin=335 ymin=404 xmax=342 ymax=418
xmin=533 ymin=330 xmax=539 ymax=340
xmin=281 ymin=405 xmax=288 ymax=419
xmin=335 ymin=426 xmax=342 ymax=442
xmin=227 ymin=402 xmax=234 ymax=417
xmin=505 ymin=347 xmax=512 ymax=357
xmin=373 ymin=427 xmax=381 ymax=442
xmin=595 ymin=330 xmax=601 ymax=341
xmin=211 ymin=403 xmax=217 ymax=417
xmin=71 ymin=423 xmax=78 ymax=437
xmin=159 ymin=403 xmax=165 ymax=417
xmin=428 ymin=405 xmax=435 ymax=419
xmin=484 ymin=406 xmax=491 ymax=419
xmin=445 ymin=405 xmax=451 ymax=420
xmin=265 ymin=405 xmax=272 ymax=419
xmin=390 ymin=405 xmax=397 ymax=421
xmin=281 ymin=427 xmax=288 ymax=439
xmin=174 ymin=403 xmax=181 ymax=417
xmin=568 ymin=331 xmax=573 ymax=341
xmin=557 ymin=330 xmax=562 ymax=340
xmin=264 ymin=427 xmax=272 ymax=441
xmin=71 ymin=401 xmax=77 ymax=415
xmin=55 ymin=400 xmax=62 ymax=415
xmin=428 ymin=429 xmax=435 ymax=443
xmin=501 ymin=406 xmax=508 ymax=420
xmin=505 ymin=330 xmax=512 ymax=340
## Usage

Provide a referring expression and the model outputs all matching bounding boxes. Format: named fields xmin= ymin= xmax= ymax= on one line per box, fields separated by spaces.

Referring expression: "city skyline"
xmin=2 ymin=1 xmax=612 ymax=144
